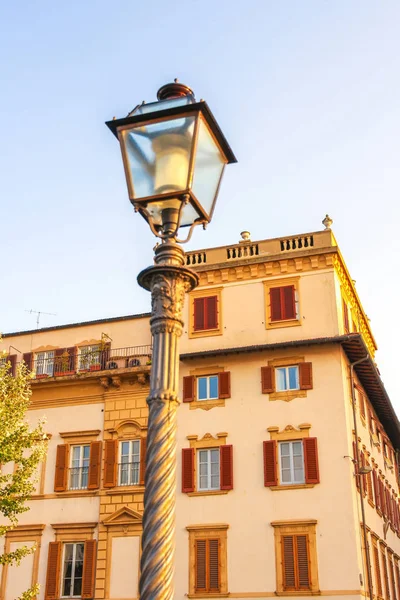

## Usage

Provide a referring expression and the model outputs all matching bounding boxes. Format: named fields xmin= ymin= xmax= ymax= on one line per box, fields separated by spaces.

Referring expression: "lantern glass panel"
xmin=131 ymin=95 xmax=195 ymax=116
xmin=121 ymin=115 xmax=196 ymax=200
xmin=192 ymin=117 xmax=226 ymax=218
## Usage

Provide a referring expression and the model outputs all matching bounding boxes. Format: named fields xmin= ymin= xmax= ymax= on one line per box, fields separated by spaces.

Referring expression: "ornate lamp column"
xmin=106 ymin=81 xmax=236 ymax=599
xmin=137 ymin=241 xmax=197 ymax=599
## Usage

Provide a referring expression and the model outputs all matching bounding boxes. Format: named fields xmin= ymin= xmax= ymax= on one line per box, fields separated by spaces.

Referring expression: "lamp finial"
xmin=157 ymin=81 xmax=194 ymax=101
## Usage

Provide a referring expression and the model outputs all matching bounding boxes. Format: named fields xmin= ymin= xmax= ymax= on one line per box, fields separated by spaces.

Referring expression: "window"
xmin=279 ymin=441 xmax=305 ymax=485
xmin=103 ymin=437 xmax=146 ymax=489
xmin=69 ymin=445 xmax=90 ymax=490
xmin=194 ymin=296 xmax=218 ymax=331
xmin=54 ymin=439 xmax=102 ymax=493
xmin=261 ymin=362 xmax=312 ymax=398
xmin=45 ymin=537 xmax=97 ymax=600
xmin=119 ymin=440 xmax=141 ymax=486
xmin=187 ymin=524 xmax=228 ymax=597
xmin=263 ymin=435 xmax=319 ymax=488
xmin=198 ymin=448 xmax=220 ymax=491
xmin=272 ymin=520 xmax=319 ymax=594
xmin=62 ymin=542 xmax=84 ymax=597
xmin=78 ymin=345 xmax=101 ymax=371
xmin=35 ymin=350 xmax=55 ymax=377
xmin=182 ymin=435 xmax=233 ymax=494
xmin=270 ymin=285 xmax=298 ymax=322
xmin=276 ymin=366 xmax=299 ymax=392
xmin=183 ymin=372 xmax=231 ymax=407
xmin=189 ymin=288 xmax=223 ymax=338
xmin=197 ymin=375 xmax=219 ymax=400
xmin=372 ymin=538 xmax=383 ymax=598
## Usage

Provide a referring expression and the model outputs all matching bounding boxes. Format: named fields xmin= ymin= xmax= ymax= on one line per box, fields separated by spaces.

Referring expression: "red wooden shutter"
xmin=66 ymin=346 xmax=76 ymax=371
xmin=218 ymin=372 xmax=231 ymax=399
xmin=194 ymin=298 xmax=205 ymax=331
xmin=82 ymin=540 xmax=97 ymax=599
xmin=380 ymin=480 xmax=386 ymax=517
xmin=182 ymin=448 xmax=195 ymax=493
xmin=343 ymin=298 xmax=350 ymax=333
xmin=359 ymin=393 xmax=366 ymax=419
xmin=297 ymin=535 xmax=310 ymax=589
xmin=283 ymin=285 xmax=296 ymax=320
xmin=353 ymin=441 xmax=360 ymax=492
xmin=360 ymin=452 xmax=367 ymax=496
xmin=195 ymin=539 xmax=207 ymax=591
xmin=261 ymin=366 xmax=275 ymax=394
xmin=220 ymin=445 xmax=233 ymax=490
xmin=263 ymin=440 xmax=277 ymax=486
xmin=101 ymin=342 xmax=111 ymax=369
xmin=4 ymin=354 xmax=17 ymax=377
xmin=183 ymin=375 xmax=195 ymax=402
xmin=54 ymin=348 xmax=65 ymax=375
xmin=140 ymin=437 xmax=147 ymax=485
xmin=22 ymin=352 xmax=33 ymax=370
xmin=88 ymin=441 xmax=102 ymax=490
xmin=304 ymin=438 xmax=319 ymax=484
xmin=283 ymin=535 xmax=296 ymax=589
xmin=373 ymin=469 xmax=380 ymax=509
xmin=208 ymin=539 xmax=220 ymax=591
xmin=103 ymin=439 xmax=117 ymax=488
xmin=54 ymin=444 xmax=69 ymax=492
xmin=374 ymin=544 xmax=383 ymax=597
xmin=205 ymin=296 xmax=218 ymax=330
xmin=44 ymin=541 xmax=62 ymax=600
xmin=299 ymin=363 xmax=313 ymax=390
xmin=270 ymin=288 xmax=282 ymax=321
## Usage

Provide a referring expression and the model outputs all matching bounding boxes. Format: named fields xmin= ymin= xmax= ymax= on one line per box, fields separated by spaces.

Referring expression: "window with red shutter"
xmin=195 ymin=538 xmax=220 ymax=593
xmin=54 ymin=444 xmax=69 ymax=492
xmin=270 ymin=286 xmax=297 ymax=322
xmin=45 ymin=542 xmax=62 ymax=600
xmin=182 ymin=448 xmax=195 ymax=493
xmin=193 ymin=295 xmax=219 ymax=331
xmin=263 ymin=440 xmax=277 ymax=487
xmin=220 ymin=445 xmax=233 ymax=490
xmin=88 ymin=441 xmax=102 ymax=490
xmin=304 ymin=438 xmax=320 ymax=484
xmin=103 ymin=439 xmax=117 ymax=488
xmin=282 ymin=534 xmax=311 ymax=591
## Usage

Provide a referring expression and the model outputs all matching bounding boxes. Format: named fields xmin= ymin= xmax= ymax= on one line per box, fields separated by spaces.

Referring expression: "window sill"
xmin=269 ymin=484 xmax=315 ymax=491
xmin=269 ymin=390 xmax=307 ymax=402
xmin=187 ymin=490 xmax=229 ymax=497
xmin=189 ymin=328 xmax=223 ymax=339
xmin=267 ymin=319 xmax=301 ymax=330
xmin=106 ymin=485 xmax=145 ymax=495
xmin=275 ymin=591 xmax=320 ymax=596
xmin=189 ymin=399 xmax=225 ymax=411
xmin=187 ymin=594 xmax=229 ymax=598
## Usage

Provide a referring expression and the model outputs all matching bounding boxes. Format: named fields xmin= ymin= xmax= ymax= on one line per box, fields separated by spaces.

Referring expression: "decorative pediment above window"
xmin=107 ymin=419 xmax=147 ymax=438
xmin=103 ymin=506 xmax=142 ymax=527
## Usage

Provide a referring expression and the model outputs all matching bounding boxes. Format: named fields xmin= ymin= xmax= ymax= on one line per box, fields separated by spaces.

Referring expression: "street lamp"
xmin=106 ymin=81 xmax=236 ymax=600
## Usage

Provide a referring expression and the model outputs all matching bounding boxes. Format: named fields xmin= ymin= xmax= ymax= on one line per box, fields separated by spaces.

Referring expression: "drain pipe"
xmin=350 ymin=354 xmax=373 ymax=600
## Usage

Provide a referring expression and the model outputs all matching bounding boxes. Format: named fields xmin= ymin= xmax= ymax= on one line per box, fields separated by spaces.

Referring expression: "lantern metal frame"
xmin=106 ymin=101 xmax=236 ymax=239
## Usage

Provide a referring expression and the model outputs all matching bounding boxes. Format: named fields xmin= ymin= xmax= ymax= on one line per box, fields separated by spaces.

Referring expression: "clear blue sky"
xmin=1 ymin=1 xmax=399 ymax=405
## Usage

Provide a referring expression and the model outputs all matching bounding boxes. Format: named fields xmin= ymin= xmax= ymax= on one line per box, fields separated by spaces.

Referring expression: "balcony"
xmin=30 ymin=345 xmax=152 ymax=380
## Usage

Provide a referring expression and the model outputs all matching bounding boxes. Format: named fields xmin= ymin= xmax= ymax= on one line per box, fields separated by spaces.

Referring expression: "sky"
xmin=1 ymin=1 xmax=399 ymax=405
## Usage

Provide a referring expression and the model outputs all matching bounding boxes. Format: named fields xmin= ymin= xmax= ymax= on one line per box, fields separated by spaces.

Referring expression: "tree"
xmin=0 ymin=352 xmax=46 ymax=599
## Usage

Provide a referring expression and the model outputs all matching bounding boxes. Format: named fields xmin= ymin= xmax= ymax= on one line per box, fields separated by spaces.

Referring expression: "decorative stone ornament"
xmin=322 ymin=214 xmax=333 ymax=230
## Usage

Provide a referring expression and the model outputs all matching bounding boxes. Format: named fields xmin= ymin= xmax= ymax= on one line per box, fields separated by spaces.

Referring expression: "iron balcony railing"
xmin=118 ymin=461 xmax=140 ymax=486
xmin=69 ymin=466 xmax=89 ymax=490
xmin=30 ymin=344 xmax=152 ymax=380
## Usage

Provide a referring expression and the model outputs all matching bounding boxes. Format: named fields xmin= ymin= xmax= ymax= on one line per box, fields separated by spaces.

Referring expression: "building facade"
xmin=1 ymin=226 xmax=399 ymax=600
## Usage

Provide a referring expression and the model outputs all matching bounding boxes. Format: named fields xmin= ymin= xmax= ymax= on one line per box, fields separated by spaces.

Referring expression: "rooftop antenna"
xmin=25 ymin=309 xmax=57 ymax=329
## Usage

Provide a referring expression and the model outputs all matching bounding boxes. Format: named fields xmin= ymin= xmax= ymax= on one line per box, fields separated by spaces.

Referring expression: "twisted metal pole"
xmin=138 ymin=240 xmax=198 ymax=600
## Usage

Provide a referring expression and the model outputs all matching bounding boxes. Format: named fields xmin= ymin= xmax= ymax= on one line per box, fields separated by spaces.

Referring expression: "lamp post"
xmin=106 ymin=81 xmax=236 ymax=600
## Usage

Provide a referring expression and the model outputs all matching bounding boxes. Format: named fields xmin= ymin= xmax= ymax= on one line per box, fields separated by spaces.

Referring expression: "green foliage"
xmin=0 ymin=353 xmax=47 ymax=599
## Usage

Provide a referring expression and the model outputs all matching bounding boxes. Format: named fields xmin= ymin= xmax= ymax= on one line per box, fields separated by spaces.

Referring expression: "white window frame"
xmin=69 ymin=444 xmax=90 ymax=490
xmin=35 ymin=350 xmax=55 ymax=376
xmin=119 ymin=440 xmax=141 ymax=486
xmin=197 ymin=375 xmax=219 ymax=401
xmin=61 ymin=542 xmax=85 ymax=598
xmin=197 ymin=448 xmax=220 ymax=491
xmin=275 ymin=365 xmax=300 ymax=391
xmin=278 ymin=441 xmax=305 ymax=485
